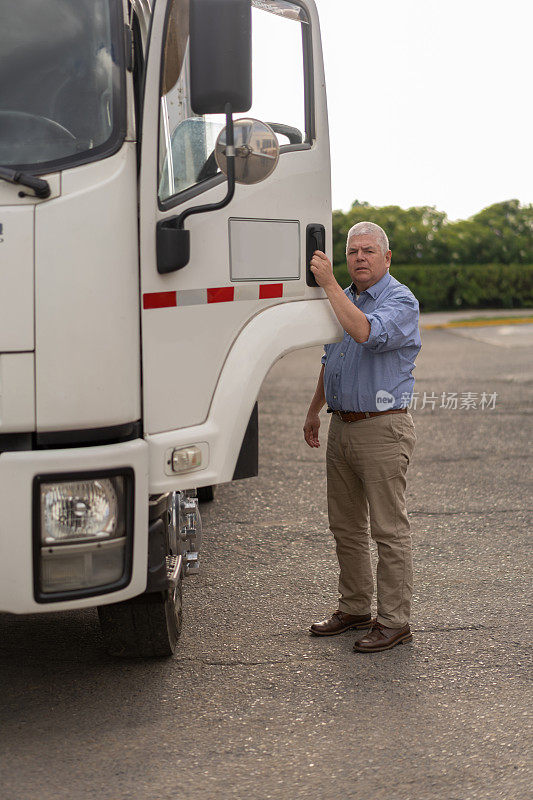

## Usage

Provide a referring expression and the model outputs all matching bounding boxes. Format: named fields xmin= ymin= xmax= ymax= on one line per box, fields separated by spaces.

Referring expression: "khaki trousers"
xmin=326 ymin=411 xmax=416 ymax=628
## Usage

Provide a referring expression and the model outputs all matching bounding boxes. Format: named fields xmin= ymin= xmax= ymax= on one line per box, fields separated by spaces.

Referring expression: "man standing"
xmin=304 ymin=222 xmax=421 ymax=652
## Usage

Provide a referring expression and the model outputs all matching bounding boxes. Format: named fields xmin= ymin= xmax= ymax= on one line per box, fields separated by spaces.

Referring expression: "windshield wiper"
xmin=0 ymin=167 xmax=51 ymax=199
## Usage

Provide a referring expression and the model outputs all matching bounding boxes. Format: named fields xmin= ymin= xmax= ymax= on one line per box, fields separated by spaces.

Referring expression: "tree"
xmin=335 ymin=201 xmax=448 ymax=264
xmin=467 ymin=200 xmax=533 ymax=263
xmin=332 ymin=199 xmax=533 ymax=267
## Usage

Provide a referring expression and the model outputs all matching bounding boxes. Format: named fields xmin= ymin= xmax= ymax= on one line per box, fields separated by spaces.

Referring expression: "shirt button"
xmin=333 ymin=395 xmax=337 ymax=400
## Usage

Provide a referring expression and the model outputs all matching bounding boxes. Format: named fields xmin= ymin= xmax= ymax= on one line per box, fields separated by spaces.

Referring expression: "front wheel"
xmin=98 ymin=576 xmax=183 ymax=658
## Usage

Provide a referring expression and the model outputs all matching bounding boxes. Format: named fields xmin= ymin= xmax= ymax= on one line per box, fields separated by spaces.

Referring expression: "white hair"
xmin=346 ymin=222 xmax=390 ymax=255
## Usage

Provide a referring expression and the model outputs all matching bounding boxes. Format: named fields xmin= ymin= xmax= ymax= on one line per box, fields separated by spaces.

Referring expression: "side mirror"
xmin=215 ymin=119 xmax=280 ymax=185
xmin=190 ymin=0 xmax=252 ymax=115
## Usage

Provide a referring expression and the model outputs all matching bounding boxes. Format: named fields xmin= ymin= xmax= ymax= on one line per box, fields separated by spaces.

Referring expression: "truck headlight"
xmin=41 ymin=478 xmax=119 ymax=544
xmin=33 ymin=471 xmax=134 ymax=600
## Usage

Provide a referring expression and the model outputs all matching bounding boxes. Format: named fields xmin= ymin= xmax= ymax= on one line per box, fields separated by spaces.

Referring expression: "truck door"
xmin=139 ymin=0 xmax=331 ymax=436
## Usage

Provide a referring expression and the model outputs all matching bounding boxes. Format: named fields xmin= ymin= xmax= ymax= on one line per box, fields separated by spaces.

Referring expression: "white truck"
xmin=0 ymin=0 xmax=339 ymax=656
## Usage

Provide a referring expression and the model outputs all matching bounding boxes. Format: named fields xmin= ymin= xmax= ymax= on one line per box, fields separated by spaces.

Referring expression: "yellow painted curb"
xmin=422 ymin=317 xmax=533 ymax=330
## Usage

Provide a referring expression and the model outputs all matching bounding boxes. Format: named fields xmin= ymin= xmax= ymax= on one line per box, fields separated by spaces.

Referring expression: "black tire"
xmin=197 ymin=485 xmax=216 ymax=503
xmin=98 ymin=576 xmax=183 ymax=658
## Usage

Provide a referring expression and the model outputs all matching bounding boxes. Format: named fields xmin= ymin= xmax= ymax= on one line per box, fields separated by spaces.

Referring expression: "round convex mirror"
xmin=215 ymin=118 xmax=280 ymax=185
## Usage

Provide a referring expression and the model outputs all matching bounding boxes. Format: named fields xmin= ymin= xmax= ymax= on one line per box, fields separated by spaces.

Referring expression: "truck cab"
xmin=0 ymin=0 xmax=340 ymax=656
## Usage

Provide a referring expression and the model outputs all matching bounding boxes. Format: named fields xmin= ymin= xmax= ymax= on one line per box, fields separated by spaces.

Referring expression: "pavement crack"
xmin=174 ymin=656 xmax=333 ymax=667
xmin=412 ymin=625 xmax=486 ymax=632
xmin=410 ymin=509 xmax=532 ymax=516
xmin=415 ymin=454 xmax=532 ymax=464
xmin=199 ymin=660 xmax=289 ymax=666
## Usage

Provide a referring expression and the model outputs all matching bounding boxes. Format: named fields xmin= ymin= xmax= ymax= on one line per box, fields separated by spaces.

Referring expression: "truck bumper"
xmin=0 ymin=439 xmax=149 ymax=613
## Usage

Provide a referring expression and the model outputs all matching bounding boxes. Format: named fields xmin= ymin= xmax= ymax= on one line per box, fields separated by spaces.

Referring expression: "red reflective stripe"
xmin=207 ymin=287 xmax=235 ymax=303
xmin=259 ymin=283 xmax=283 ymax=299
xmin=143 ymin=291 xmax=177 ymax=309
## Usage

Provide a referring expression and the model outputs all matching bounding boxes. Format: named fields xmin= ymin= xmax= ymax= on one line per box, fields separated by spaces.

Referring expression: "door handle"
xmin=306 ymin=223 xmax=326 ymax=287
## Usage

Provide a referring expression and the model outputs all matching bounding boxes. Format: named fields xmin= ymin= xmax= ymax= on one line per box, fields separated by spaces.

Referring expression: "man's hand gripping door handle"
xmin=306 ymin=223 xmax=326 ymax=287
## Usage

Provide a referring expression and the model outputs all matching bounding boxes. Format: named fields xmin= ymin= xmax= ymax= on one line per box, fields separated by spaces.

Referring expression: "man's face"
xmin=346 ymin=234 xmax=391 ymax=291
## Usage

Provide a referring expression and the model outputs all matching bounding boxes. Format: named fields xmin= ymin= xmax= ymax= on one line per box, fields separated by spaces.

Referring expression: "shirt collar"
xmin=349 ymin=270 xmax=391 ymax=300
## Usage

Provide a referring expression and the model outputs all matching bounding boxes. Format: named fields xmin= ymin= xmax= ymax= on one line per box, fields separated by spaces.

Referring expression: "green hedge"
xmin=332 ymin=263 xmax=533 ymax=312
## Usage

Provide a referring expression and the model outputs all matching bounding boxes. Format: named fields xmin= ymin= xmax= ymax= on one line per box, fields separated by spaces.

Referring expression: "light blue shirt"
xmin=322 ymin=271 xmax=421 ymax=412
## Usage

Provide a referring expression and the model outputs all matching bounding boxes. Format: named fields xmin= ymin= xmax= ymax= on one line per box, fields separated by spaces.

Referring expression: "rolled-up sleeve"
xmin=361 ymin=295 xmax=419 ymax=353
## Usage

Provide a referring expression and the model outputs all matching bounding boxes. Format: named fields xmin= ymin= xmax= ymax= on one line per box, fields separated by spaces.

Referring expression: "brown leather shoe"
xmin=310 ymin=610 xmax=372 ymax=636
xmin=353 ymin=619 xmax=412 ymax=652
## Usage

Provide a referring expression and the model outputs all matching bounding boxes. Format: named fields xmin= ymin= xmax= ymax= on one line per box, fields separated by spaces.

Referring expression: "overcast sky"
xmin=314 ymin=0 xmax=533 ymax=220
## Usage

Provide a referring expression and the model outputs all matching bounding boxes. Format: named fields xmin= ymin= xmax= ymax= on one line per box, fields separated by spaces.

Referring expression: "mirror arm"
xmin=157 ymin=104 xmax=235 ymax=274
xmin=177 ymin=104 xmax=235 ymax=228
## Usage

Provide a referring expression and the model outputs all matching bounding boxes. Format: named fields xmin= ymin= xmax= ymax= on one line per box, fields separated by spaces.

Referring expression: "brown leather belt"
xmin=333 ymin=408 xmax=407 ymax=423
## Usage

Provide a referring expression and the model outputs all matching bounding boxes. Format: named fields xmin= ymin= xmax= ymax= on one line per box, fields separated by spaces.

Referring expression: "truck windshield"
xmin=0 ymin=0 xmax=124 ymax=173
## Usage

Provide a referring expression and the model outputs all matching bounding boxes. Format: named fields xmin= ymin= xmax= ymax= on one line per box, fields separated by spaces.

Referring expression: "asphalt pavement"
xmin=1 ymin=313 xmax=531 ymax=800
